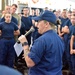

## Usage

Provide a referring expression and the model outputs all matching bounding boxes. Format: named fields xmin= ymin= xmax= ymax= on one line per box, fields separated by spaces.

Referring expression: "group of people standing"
xmin=55 ymin=9 xmax=75 ymax=75
xmin=0 ymin=4 xmax=41 ymax=75
xmin=0 ymin=4 xmax=20 ymax=68
xmin=0 ymin=3 xmax=75 ymax=75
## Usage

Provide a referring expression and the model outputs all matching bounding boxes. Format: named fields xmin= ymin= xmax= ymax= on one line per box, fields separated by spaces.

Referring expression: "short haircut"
xmin=12 ymin=4 xmax=17 ymax=8
xmin=63 ymin=9 xmax=67 ymax=11
xmin=23 ymin=7 xmax=29 ymax=10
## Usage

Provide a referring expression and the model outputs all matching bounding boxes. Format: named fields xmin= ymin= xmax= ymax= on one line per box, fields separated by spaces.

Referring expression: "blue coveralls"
xmin=59 ymin=17 xmax=68 ymax=31
xmin=70 ymin=26 xmax=75 ymax=74
xmin=0 ymin=16 xmax=18 ymax=39
xmin=21 ymin=16 xmax=33 ymax=45
xmin=28 ymin=30 xmax=64 ymax=75
xmin=63 ymin=19 xmax=72 ymax=69
xmin=0 ymin=21 xmax=18 ymax=68
xmin=67 ymin=25 xmax=75 ymax=74
xmin=59 ymin=17 xmax=69 ymax=67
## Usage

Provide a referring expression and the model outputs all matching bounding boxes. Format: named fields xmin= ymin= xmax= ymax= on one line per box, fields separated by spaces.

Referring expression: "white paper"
xmin=14 ymin=42 xmax=23 ymax=57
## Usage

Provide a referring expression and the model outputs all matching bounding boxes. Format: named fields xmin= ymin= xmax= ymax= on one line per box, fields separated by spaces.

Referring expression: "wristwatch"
xmin=22 ymin=42 xmax=28 ymax=46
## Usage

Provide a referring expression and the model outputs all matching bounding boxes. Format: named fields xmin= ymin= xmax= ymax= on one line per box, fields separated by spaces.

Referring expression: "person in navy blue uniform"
xmin=58 ymin=9 xmax=68 ymax=38
xmin=70 ymin=26 xmax=75 ymax=75
xmin=0 ymin=13 xmax=20 ymax=68
xmin=62 ymin=14 xmax=75 ymax=75
xmin=61 ymin=11 xmax=72 ymax=70
xmin=0 ymin=12 xmax=18 ymax=40
xmin=69 ymin=14 xmax=75 ymax=75
xmin=18 ymin=10 xmax=64 ymax=75
xmin=0 ymin=65 xmax=22 ymax=75
xmin=0 ymin=16 xmax=18 ymax=25
xmin=21 ymin=7 xmax=33 ymax=45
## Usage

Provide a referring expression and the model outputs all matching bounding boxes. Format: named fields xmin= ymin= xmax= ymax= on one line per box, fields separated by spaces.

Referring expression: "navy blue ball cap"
xmin=33 ymin=10 xmax=57 ymax=25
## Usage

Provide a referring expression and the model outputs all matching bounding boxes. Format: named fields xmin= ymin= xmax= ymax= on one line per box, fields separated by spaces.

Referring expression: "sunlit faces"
xmin=54 ymin=11 xmax=59 ymax=18
xmin=72 ymin=9 xmax=75 ymax=14
xmin=67 ymin=12 xmax=71 ymax=20
xmin=5 ymin=6 xmax=11 ymax=13
xmin=11 ymin=6 xmax=17 ymax=14
xmin=4 ymin=13 xmax=12 ymax=23
xmin=36 ymin=20 xmax=48 ymax=34
xmin=71 ymin=15 xmax=75 ymax=25
xmin=61 ymin=9 xmax=67 ymax=17
xmin=23 ymin=8 xmax=29 ymax=15
xmin=35 ymin=9 xmax=40 ymax=16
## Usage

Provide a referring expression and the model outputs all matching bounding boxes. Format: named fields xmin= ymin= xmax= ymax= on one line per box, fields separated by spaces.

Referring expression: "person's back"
xmin=29 ymin=30 xmax=64 ymax=75
xmin=0 ymin=65 xmax=22 ymax=75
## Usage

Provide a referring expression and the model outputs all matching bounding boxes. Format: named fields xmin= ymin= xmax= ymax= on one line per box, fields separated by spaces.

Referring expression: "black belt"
xmin=2 ymin=37 xmax=13 ymax=40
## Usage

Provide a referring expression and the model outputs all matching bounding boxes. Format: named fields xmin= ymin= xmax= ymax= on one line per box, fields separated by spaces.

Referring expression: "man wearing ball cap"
xmin=18 ymin=10 xmax=64 ymax=75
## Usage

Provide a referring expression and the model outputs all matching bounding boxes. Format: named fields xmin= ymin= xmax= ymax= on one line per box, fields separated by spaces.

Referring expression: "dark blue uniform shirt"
xmin=68 ymin=25 xmax=75 ymax=40
xmin=71 ymin=26 xmax=75 ymax=48
xmin=63 ymin=19 xmax=72 ymax=49
xmin=0 ymin=22 xmax=18 ymax=38
xmin=72 ymin=26 xmax=75 ymax=36
xmin=21 ymin=16 xmax=32 ymax=31
xmin=28 ymin=30 xmax=64 ymax=75
xmin=64 ymin=19 xmax=72 ymax=27
xmin=21 ymin=16 xmax=33 ymax=45
xmin=59 ymin=17 xmax=68 ymax=30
